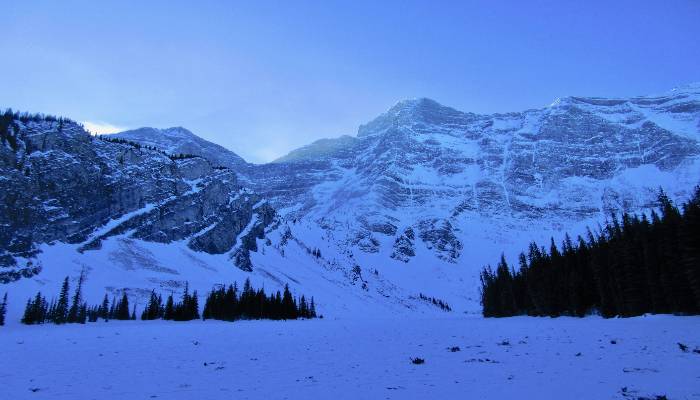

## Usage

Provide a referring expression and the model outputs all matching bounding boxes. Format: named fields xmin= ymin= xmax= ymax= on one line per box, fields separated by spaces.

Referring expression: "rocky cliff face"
xmin=0 ymin=119 xmax=275 ymax=282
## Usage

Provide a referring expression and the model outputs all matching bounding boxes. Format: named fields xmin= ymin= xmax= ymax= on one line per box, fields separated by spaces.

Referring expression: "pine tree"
xmin=88 ymin=305 xmax=99 ymax=322
xmin=157 ymin=294 xmax=164 ymax=317
xmin=141 ymin=290 xmax=164 ymax=320
xmin=282 ymin=284 xmax=296 ymax=319
xmin=309 ymin=297 xmax=317 ymax=318
xmin=21 ymin=298 xmax=33 ymax=324
xmin=78 ymin=303 xmax=87 ymax=324
xmin=164 ymin=294 xmax=174 ymax=320
xmin=0 ymin=293 xmax=7 ymax=326
xmin=68 ymin=272 xmax=85 ymax=323
xmin=191 ymin=290 xmax=200 ymax=320
xmin=299 ymin=295 xmax=308 ymax=318
xmin=99 ymin=294 xmax=110 ymax=321
xmin=54 ymin=277 xmax=70 ymax=324
xmin=496 ymin=254 xmax=517 ymax=316
xmin=22 ymin=292 xmax=47 ymax=324
xmin=115 ymin=293 xmax=130 ymax=320
xmin=681 ymin=186 xmax=700 ymax=310
xmin=109 ymin=296 xmax=117 ymax=319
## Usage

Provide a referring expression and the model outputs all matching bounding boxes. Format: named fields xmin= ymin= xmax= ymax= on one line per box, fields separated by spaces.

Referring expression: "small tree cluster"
xmin=85 ymin=293 xmax=129 ymax=322
xmin=141 ymin=290 xmax=164 ymax=320
xmin=22 ymin=275 xmax=89 ymax=324
xmin=168 ymin=153 xmax=199 ymax=160
xmin=166 ymin=283 xmax=200 ymax=321
xmin=480 ymin=188 xmax=700 ymax=318
xmin=203 ymin=279 xmax=317 ymax=321
xmin=418 ymin=293 xmax=452 ymax=311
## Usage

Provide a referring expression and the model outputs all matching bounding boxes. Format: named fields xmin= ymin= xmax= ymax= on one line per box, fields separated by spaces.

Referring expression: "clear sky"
xmin=2 ymin=1 xmax=699 ymax=163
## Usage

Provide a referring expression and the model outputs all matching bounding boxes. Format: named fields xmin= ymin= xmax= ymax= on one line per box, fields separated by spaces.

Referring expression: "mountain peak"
xmin=358 ymin=97 xmax=465 ymax=137
xmin=387 ymin=97 xmax=452 ymax=116
xmin=125 ymin=126 xmax=197 ymax=139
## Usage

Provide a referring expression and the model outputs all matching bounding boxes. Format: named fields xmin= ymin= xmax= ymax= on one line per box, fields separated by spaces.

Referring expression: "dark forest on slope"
xmin=480 ymin=187 xmax=700 ymax=318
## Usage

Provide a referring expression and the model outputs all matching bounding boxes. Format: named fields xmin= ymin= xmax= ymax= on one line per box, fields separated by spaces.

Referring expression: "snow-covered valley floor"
xmin=2 ymin=316 xmax=699 ymax=399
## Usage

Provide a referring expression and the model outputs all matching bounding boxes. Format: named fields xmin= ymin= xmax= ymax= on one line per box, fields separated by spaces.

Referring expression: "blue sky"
xmin=2 ymin=1 xmax=699 ymax=163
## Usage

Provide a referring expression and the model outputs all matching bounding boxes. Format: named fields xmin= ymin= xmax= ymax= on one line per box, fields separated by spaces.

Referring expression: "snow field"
xmin=2 ymin=315 xmax=698 ymax=399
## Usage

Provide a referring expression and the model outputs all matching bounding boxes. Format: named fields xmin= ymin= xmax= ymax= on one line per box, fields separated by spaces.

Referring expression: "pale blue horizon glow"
xmin=2 ymin=1 xmax=699 ymax=163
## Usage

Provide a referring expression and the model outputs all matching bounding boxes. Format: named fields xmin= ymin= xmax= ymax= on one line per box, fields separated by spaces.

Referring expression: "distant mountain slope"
xmin=273 ymin=135 xmax=359 ymax=163
xmin=112 ymin=127 xmax=248 ymax=170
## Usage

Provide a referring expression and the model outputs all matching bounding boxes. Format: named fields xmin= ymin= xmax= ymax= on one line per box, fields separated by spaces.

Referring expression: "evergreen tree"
xmin=87 ymin=305 xmax=100 ymax=322
xmin=21 ymin=299 xmax=33 ymax=324
xmin=141 ymin=290 xmax=164 ymax=320
xmin=309 ymin=297 xmax=317 ymax=318
xmin=99 ymin=294 xmax=110 ymax=321
xmin=681 ymin=186 xmax=700 ymax=309
xmin=114 ymin=293 xmax=130 ymax=320
xmin=78 ymin=303 xmax=87 ymax=324
xmin=54 ymin=277 xmax=70 ymax=324
xmin=190 ymin=290 xmax=200 ymax=320
xmin=22 ymin=292 xmax=47 ymax=325
xmin=299 ymin=295 xmax=309 ymax=318
xmin=163 ymin=294 xmax=175 ymax=320
xmin=282 ymin=284 xmax=296 ymax=319
xmin=67 ymin=272 xmax=85 ymax=323
xmin=0 ymin=293 xmax=7 ymax=326
xmin=109 ymin=296 xmax=116 ymax=319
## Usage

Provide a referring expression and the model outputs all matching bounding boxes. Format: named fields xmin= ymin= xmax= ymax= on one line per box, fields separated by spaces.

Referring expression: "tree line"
xmin=18 ymin=277 xmax=317 ymax=325
xmin=202 ymin=279 xmax=317 ymax=321
xmin=480 ymin=187 xmax=700 ymax=318
xmin=140 ymin=282 xmax=200 ymax=321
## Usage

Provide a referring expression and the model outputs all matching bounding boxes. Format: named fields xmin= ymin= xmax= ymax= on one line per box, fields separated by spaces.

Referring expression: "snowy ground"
xmin=2 ymin=316 xmax=699 ymax=399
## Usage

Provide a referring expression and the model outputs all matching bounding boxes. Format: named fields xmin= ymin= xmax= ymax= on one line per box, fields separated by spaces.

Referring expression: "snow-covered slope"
xmin=1 ymin=84 xmax=699 ymax=320
xmin=113 ymin=127 xmax=248 ymax=170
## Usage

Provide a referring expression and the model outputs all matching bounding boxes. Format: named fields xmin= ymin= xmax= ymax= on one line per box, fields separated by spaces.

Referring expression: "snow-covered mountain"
xmin=239 ymin=84 xmax=700 ymax=310
xmin=113 ymin=127 xmax=248 ymax=171
xmin=1 ymin=84 xmax=699 ymax=319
